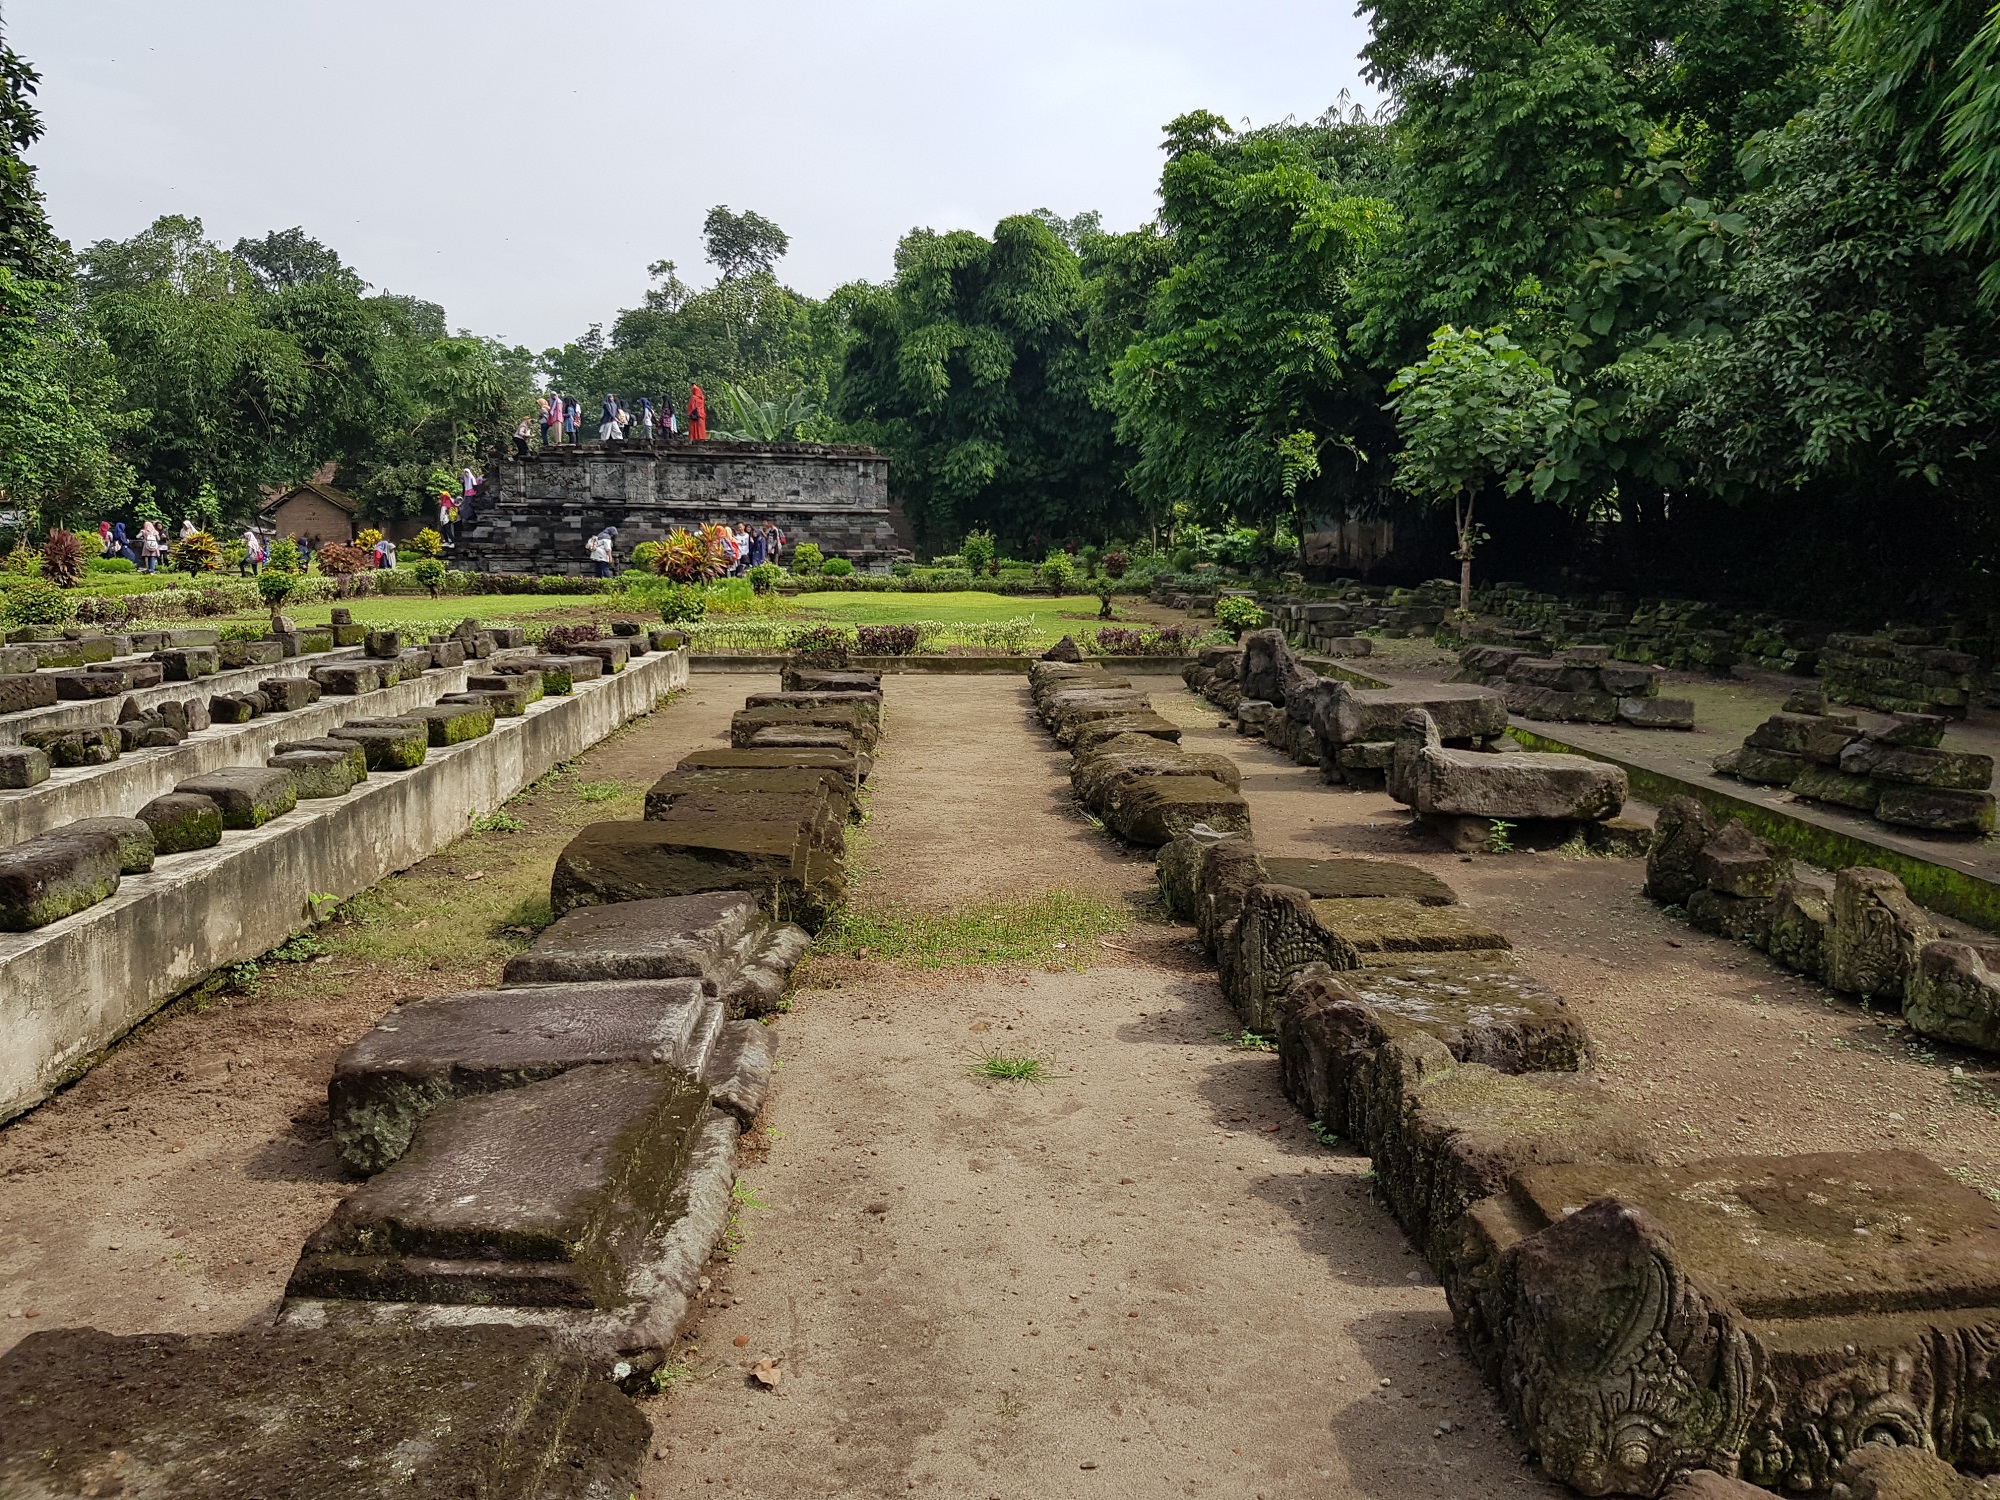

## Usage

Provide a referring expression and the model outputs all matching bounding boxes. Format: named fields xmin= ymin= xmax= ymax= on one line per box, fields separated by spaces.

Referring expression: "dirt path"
xmin=643 ymin=675 xmax=1558 ymax=1499
xmin=1144 ymin=677 xmax=2000 ymax=1184
xmin=0 ymin=676 xmax=772 ymax=1353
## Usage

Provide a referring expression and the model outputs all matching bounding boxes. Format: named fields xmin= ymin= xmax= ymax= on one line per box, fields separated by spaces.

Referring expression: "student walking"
xmin=586 ymin=528 xmax=617 ymax=578
xmin=238 ymin=526 xmax=265 ymax=576
xmin=438 ymin=489 xmax=459 ymax=545
xmin=139 ymin=521 xmax=163 ymax=573
xmin=515 ymin=416 xmax=532 ymax=457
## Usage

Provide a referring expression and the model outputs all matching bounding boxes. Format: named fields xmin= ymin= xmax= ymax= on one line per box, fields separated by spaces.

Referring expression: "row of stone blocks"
xmin=1027 ymin=657 xmax=1252 ymax=846
xmin=1714 ymin=690 xmax=1996 ymax=836
xmin=1156 ymin=817 xmax=2000 ymax=1496
xmin=1648 ymin=797 xmax=2000 ymax=1055
xmin=0 ymin=645 xmax=748 ymax=1497
xmin=1453 ymin=642 xmax=1697 ymax=730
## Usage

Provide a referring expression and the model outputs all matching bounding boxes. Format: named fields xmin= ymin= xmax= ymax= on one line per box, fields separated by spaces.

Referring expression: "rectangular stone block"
xmin=31 ymin=640 xmax=84 ymax=669
xmin=149 ymin=645 xmax=218 ymax=680
xmin=268 ymin=748 xmax=361 ymax=799
xmin=0 ymin=644 xmax=34 ymax=674
xmin=1905 ymin=940 xmax=2000 ymax=1053
xmin=136 ymin=791 xmax=223 ymax=853
xmin=442 ymin=686 xmax=528 ymax=717
xmin=1598 ymin=661 xmax=1662 ymax=695
xmin=0 ymin=1325 xmax=647 ymax=1498
xmin=1320 ymin=683 xmax=1508 ymax=746
xmin=1746 ymin=712 xmax=1826 ymax=754
xmin=0 ymin=745 xmax=50 ymax=787
xmin=62 ymin=815 xmax=155 ymax=873
xmin=298 ymin=627 xmax=336 ymax=653
xmin=395 ymin=646 xmax=434 ymax=681
xmin=403 ymin=701 xmax=497 ymax=746
xmin=329 ymin=979 xmax=714 ymax=1174
xmin=1505 ymin=685 xmax=1620 ymax=723
xmin=1507 ymin=657 xmax=1600 ymax=692
xmin=1311 ymin=897 xmax=1511 ymax=956
xmin=428 ymin=637 xmax=466 ymax=668
xmin=678 ymin=746 xmax=870 ymax=792
xmin=568 ymin=639 xmax=628 ymax=674
xmin=0 ymin=827 xmax=121 ymax=930
xmin=311 ymin=662 xmax=383 ymax=695
xmin=1069 ymin=713 xmax=1183 ymax=751
xmin=176 ymin=766 xmax=297 ymax=828
xmin=1876 ymin=783 xmax=1997 ymax=834
xmin=328 ymin=622 xmax=367 ymax=647
xmin=545 ymin=652 xmax=604 ymax=683
xmin=1097 ymin=773 xmax=1252 ymax=847
xmin=504 ymin=892 xmax=811 ymax=1019
xmin=488 ymin=626 xmax=526 ymax=649
xmin=1618 ymin=696 xmax=1694 ymax=729
xmin=257 ymin=675 xmax=322 ymax=712
xmin=781 ymin=666 xmax=881 ymax=693
xmin=1414 ymin=747 xmax=1625 ymax=821
xmin=648 ymin=628 xmax=684 ymax=653
xmin=1260 ymin=856 xmax=1457 ymax=905
xmin=49 ymin=668 xmax=126 ymax=700
xmin=502 ymin=656 xmax=572 ymax=694
xmin=163 ymin=628 xmax=219 ymax=647
xmin=272 ymin=735 xmax=368 ymax=781
xmin=0 ymin=672 xmax=58 ymax=715
xmin=289 ymin=1061 xmax=710 ymax=1311
xmin=21 ymin=725 xmax=119 ymax=767
xmin=1790 ymin=763 xmax=1881 ymax=810
xmin=551 ymin=814 xmax=846 ymax=931
xmin=207 ymin=694 xmax=257 ymax=724
xmin=704 ymin=1019 xmax=777 ymax=1129
xmin=730 ymin=703 xmax=879 ymax=751
xmin=1858 ymin=744 xmax=1995 ymax=790
xmin=471 ymin=668 xmax=543 ymax=702
xmin=645 ymin=766 xmax=855 ymax=823
xmin=217 ymin=638 xmax=285 ymax=669
xmin=364 ymin=629 xmax=402 ymax=658
xmin=329 ymin=720 xmax=429 ymax=770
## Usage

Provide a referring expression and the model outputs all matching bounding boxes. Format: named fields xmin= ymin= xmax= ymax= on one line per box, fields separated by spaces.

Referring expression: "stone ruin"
xmin=1715 ymin=689 xmax=1996 ymax=837
xmin=1454 ymin=642 xmax=1696 ymax=730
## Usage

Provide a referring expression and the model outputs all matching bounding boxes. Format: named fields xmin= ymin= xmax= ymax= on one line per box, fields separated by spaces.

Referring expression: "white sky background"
xmin=9 ymin=1 xmax=1377 ymax=353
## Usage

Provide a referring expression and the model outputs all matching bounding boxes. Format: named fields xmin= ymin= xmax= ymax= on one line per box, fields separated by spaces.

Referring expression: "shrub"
xmin=784 ymin=623 xmax=853 ymax=668
xmin=630 ymin=540 xmax=664 ymax=573
xmin=257 ymin=569 xmax=300 ymax=613
xmin=169 ymin=530 xmax=222 ymax=574
xmin=1093 ymin=624 xmax=1199 ymax=656
xmin=658 ymin=583 xmax=707 ymax=624
xmin=822 ymin=555 xmax=854 ymax=578
xmin=656 ymin=527 xmax=725 ymax=582
xmin=790 ymin=541 xmax=824 ymax=576
xmin=961 ymin=530 xmax=996 ymax=576
xmin=1215 ymin=594 xmax=1268 ymax=633
xmin=1102 ymin=549 xmax=1129 ymax=579
xmin=1 ymin=578 xmax=75 ymax=626
xmin=40 ymin=529 xmax=84 ymax=588
xmin=1038 ymin=552 xmax=1077 ymax=593
xmin=412 ymin=557 xmax=447 ymax=596
xmin=2 ymin=544 xmax=39 ymax=578
xmin=88 ymin=556 xmax=137 ymax=574
xmin=929 ymin=553 xmax=965 ymax=570
xmin=1076 ymin=544 xmax=1099 ymax=579
xmin=857 ymin=623 xmax=919 ymax=655
xmin=1169 ymin=547 xmax=1196 ymax=573
xmin=265 ymin=536 xmax=302 ymax=574
xmin=746 ymin=561 xmax=781 ymax=594
xmin=542 ymin=622 xmax=601 ymax=650
xmin=411 ymin=527 xmax=444 ymax=559
xmin=355 ymin=527 xmax=384 ymax=550
xmin=317 ymin=542 xmax=372 ymax=576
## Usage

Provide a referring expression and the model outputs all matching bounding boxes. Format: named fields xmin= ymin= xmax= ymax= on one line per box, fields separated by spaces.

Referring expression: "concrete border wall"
xmin=0 ymin=648 xmax=689 ymax=1123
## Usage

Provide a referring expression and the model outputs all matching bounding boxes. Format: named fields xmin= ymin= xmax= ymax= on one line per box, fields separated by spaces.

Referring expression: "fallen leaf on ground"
xmin=752 ymin=1360 xmax=782 ymax=1388
xmin=463 ymin=870 xmax=487 ymax=882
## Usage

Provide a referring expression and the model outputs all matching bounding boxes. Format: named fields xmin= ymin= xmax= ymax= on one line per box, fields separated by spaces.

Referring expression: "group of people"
xmin=518 ymin=385 xmax=711 ymax=456
xmin=582 ymin=519 xmax=786 ymax=579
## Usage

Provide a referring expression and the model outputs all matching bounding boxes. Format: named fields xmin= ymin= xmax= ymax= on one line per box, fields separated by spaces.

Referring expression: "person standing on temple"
xmin=563 ymin=396 xmax=579 ymax=444
xmin=637 ymin=396 xmax=656 ymax=440
xmin=539 ymin=394 xmax=556 ymax=448
xmin=747 ymin=523 xmax=767 ymax=569
xmin=688 ymin=383 xmax=708 ymax=441
xmin=666 ymin=398 xmax=679 ymax=436
xmin=599 ymin=393 xmax=621 ymax=442
xmin=515 ymin=415 xmax=532 ymax=457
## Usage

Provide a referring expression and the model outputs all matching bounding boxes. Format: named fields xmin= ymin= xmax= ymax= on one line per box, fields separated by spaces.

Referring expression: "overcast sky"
xmin=10 ymin=1 xmax=1377 ymax=352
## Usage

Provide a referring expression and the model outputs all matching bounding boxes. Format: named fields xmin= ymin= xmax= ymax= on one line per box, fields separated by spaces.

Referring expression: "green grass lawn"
xmin=788 ymin=590 xmax=1111 ymax=626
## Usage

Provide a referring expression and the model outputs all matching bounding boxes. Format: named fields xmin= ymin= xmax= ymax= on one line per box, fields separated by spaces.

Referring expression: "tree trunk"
xmin=1456 ymin=489 xmax=1476 ymax=617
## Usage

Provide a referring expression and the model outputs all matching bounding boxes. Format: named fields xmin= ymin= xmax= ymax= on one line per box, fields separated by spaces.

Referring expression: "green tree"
xmin=1387 ymin=325 xmax=1571 ymax=614
xmin=702 ymin=206 xmax=791 ymax=281
xmin=835 ymin=214 xmax=1132 ymax=550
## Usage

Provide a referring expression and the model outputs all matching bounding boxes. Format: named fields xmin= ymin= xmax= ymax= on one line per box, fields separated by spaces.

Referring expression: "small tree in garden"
xmin=411 ymin=527 xmax=445 ymax=559
xmin=1102 ymin=549 xmax=1129 ymax=579
xmin=960 ymin=529 xmax=996 ymax=576
xmin=658 ymin=583 xmax=706 ymax=624
xmin=39 ymin=528 xmax=83 ymax=587
xmin=1387 ymin=325 xmax=1572 ymax=617
xmin=790 ymin=541 xmax=824 ymax=577
xmin=413 ymin=557 xmax=447 ymax=597
xmin=265 ymin=537 xmax=302 ymax=574
xmin=258 ymin=568 xmax=299 ymax=617
xmin=1214 ymin=594 xmax=1267 ymax=636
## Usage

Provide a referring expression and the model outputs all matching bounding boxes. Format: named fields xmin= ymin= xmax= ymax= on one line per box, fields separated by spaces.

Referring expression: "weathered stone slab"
xmin=0 ymin=672 xmax=58 ymax=714
xmin=1261 ymin=856 xmax=1458 ymax=905
xmin=471 ymin=668 xmax=544 ymax=703
xmin=1688 ymin=887 xmax=1775 ymax=947
xmin=1195 ymin=835 xmax=1267 ymax=955
xmin=217 ymin=638 xmax=285 ymax=669
xmin=427 ymin=637 xmax=467 ymax=668
xmin=568 ymin=640 xmax=628 ymax=674
xmin=289 ymin=1062 xmax=713 ymax=1326
xmin=743 ymin=689 xmax=883 ymax=720
xmin=1459 ymin=1150 xmax=2000 ymax=1495
xmin=1905 ymin=940 xmax=2000 ymax=1054
xmin=268 ymin=748 xmax=362 ymax=799
xmin=1069 ymin=712 xmax=1183 ymax=751
xmin=1695 ymin=819 xmax=1791 ymax=897
xmin=49 ymin=668 xmax=128 ymax=700
xmin=677 ymin=746 xmax=870 ymax=790
xmin=0 ymin=745 xmax=50 ymax=788
xmin=1747 ymin=712 xmax=1827 ymax=754
xmin=1791 ymin=762 xmax=1882 ymax=810
xmin=1767 ymin=880 xmax=1832 ymax=979
xmin=330 ymin=980 xmax=716 ymax=1174
xmin=363 ymin=628 xmax=402 ymax=658
xmin=551 ymin=815 xmax=845 ymax=930
xmin=175 ymin=766 xmax=297 ymax=829
xmin=329 ymin=720 xmax=429 ymax=770
xmin=1505 ymin=684 xmax=1621 ymax=723
xmin=136 ymin=791 xmax=223 ymax=853
xmin=0 ymin=644 xmax=34 ymax=674
xmin=311 ymin=661 xmax=384 ymax=695
xmin=1218 ymin=883 xmax=1360 ymax=1033
xmin=1099 ymin=773 xmax=1251 ymax=847
xmin=1645 ymin=795 xmax=1717 ymax=905
xmin=1311 ymin=897 xmax=1511 ymax=956
xmin=403 ymin=701 xmax=497 ymax=746
xmin=744 ymin=724 xmax=858 ymax=753
xmin=1508 ymin=657 xmax=1601 ymax=692
xmin=272 ymin=735 xmax=369 ymax=782
xmin=1618 ymin=696 xmax=1694 ymax=729
xmin=1876 ymin=784 xmax=1997 ymax=834
xmin=781 ymin=667 xmax=882 ymax=693
xmin=0 ymin=1324 xmax=648 ymax=1499
xmin=21 ymin=725 xmax=119 ymax=767
xmin=62 ymin=816 xmax=155 ymax=874
xmin=1829 ymin=866 xmax=1938 ymax=1001
xmin=0 ymin=828 xmax=121 ymax=930
xmin=645 ymin=766 xmax=855 ymax=823
xmin=329 ymin=622 xmax=367 ymax=647
xmin=444 ymin=686 xmax=530 ymax=717
xmin=703 ymin=1019 xmax=777 ymax=1130
xmin=257 ymin=675 xmax=322 ymax=712
xmin=1732 ymin=744 xmax=1806 ymax=786
xmin=149 ymin=645 xmax=218 ymax=680
xmin=207 ymin=694 xmax=259 ymax=724
xmin=1317 ymin=682 xmax=1510 ymax=747
xmin=503 ymin=891 xmax=811 ymax=1017
xmin=730 ymin=703 xmax=878 ymax=750
xmin=544 ymin=652 xmax=605 ymax=684
xmin=1072 ymin=734 xmax=1242 ymax=806
xmin=1279 ymin=956 xmax=1594 ymax=1142
xmin=1841 ymin=741 xmax=1992 ymax=788
xmin=1414 ymin=747 xmax=1626 ymax=821
xmin=638 ymin=791 xmax=844 ymax=855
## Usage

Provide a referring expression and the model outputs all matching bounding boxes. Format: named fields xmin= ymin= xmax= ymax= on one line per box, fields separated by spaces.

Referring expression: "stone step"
xmin=0 ymin=646 xmax=690 ymax=1123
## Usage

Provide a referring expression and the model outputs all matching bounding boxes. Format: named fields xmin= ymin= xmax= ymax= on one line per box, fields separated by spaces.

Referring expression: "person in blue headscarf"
xmin=112 ymin=521 xmax=135 ymax=564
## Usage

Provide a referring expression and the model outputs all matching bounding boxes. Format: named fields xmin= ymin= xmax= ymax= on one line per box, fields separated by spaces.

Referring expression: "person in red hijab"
xmin=688 ymin=383 xmax=708 ymax=442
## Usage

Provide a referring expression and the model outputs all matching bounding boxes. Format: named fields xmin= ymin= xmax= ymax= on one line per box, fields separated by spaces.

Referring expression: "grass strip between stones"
xmin=811 ymin=887 xmax=1129 ymax=969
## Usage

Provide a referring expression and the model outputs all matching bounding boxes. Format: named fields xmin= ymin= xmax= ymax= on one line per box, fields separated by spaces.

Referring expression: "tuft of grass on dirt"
xmin=974 ymin=1053 xmax=1054 ymax=1083
xmin=813 ymin=887 xmax=1128 ymax=969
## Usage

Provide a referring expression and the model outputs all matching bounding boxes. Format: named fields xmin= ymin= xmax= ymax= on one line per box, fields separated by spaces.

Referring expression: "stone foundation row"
xmin=1029 ymin=645 xmax=2000 ymax=1497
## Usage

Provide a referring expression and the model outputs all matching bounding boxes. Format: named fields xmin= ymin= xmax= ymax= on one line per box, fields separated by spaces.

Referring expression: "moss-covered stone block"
xmin=137 ymin=792 xmax=223 ymax=854
xmin=1218 ymin=884 xmax=1359 ymax=1033
xmin=1904 ymin=940 xmax=2000 ymax=1053
xmin=677 ymin=746 xmax=869 ymax=792
xmin=310 ymin=662 xmax=383 ymax=695
xmin=0 ymin=827 xmax=121 ymax=930
xmin=267 ymin=748 xmax=360 ymax=799
xmin=217 ymin=639 xmax=285 ymax=669
xmin=1766 ymin=880 xmax=1831 ymax=978
xmin=0 ymin=673 xmax=57 ymax=714
xmin=176 ymin=766 xmax=297 ymax=829
xmin=328 ymin=720 xmax=428 ymax=771
xmin=21 ymin=726 xmax=119 ymax=767
xmin=1098 ymin=772 xmax=1251 ymax=847
xmin=62 ymin=816 xmax=155 ymax=873
xmin=1694 ymin=819 xmax=1791 ymax=897
xmin=1310 ymin=896 xmax=1511 ymax=956
xmin=0 ymin=745 xmax=50 ymax=788
xmin=730 ymin=703 xmax=878 ymax=751
xmin=1876 ymin=784 xmax=1998 ymax=834
xmin=403 ymin=702 xmax=496 ymax=746
xmin=272 ymin=735 xmax=368 ymax=782
xmin=1790 ymin=763 xmax=1880 ymax=810
xmin=296 ymin=627 xmax=336 ymax=653
xmin=1829 ymin=866 xmax=1938 ymax=1001
xmin=257 ymin=676 xmax=322 ymax=712
xmin=644 ymin=766 xmax=855 ymax=824
xmin=472 ymin=668 xmax=544 ymax=702
xmin=551 ymin=815 xmax=846 ymax=932
xmin=149 ymin=645 xmax=218 ymax=680
xmin=568 ymin=639 xmax=628 ymax=674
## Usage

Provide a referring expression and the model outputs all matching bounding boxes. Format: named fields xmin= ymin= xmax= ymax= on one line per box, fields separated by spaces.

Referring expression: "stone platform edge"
xmin=0 ymin=647 xmax=691 ymax=1124
xmin=690 ymin=653 xmax=1194 ymax=675
xmin=1508 ymin=723 xmax=2000 ymax=933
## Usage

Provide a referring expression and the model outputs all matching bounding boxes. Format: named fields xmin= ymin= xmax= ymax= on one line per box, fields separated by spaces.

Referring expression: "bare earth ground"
xmin=640 ymin=675 xmax=1559 ymax=1500
xmin=0 ymin=676 xmax=771 ymax=1354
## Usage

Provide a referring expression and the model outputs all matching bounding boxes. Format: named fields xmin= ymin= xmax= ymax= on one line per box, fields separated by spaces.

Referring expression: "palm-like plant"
xmin=709 ymin=380 xmax=819 ymax=442
xmin=654 ymin=526 xmax=727 ymax=582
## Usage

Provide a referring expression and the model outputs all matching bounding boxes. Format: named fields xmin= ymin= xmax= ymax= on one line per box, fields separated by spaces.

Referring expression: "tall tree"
xmin=702 ymin=206 xmax=791 ymax=281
